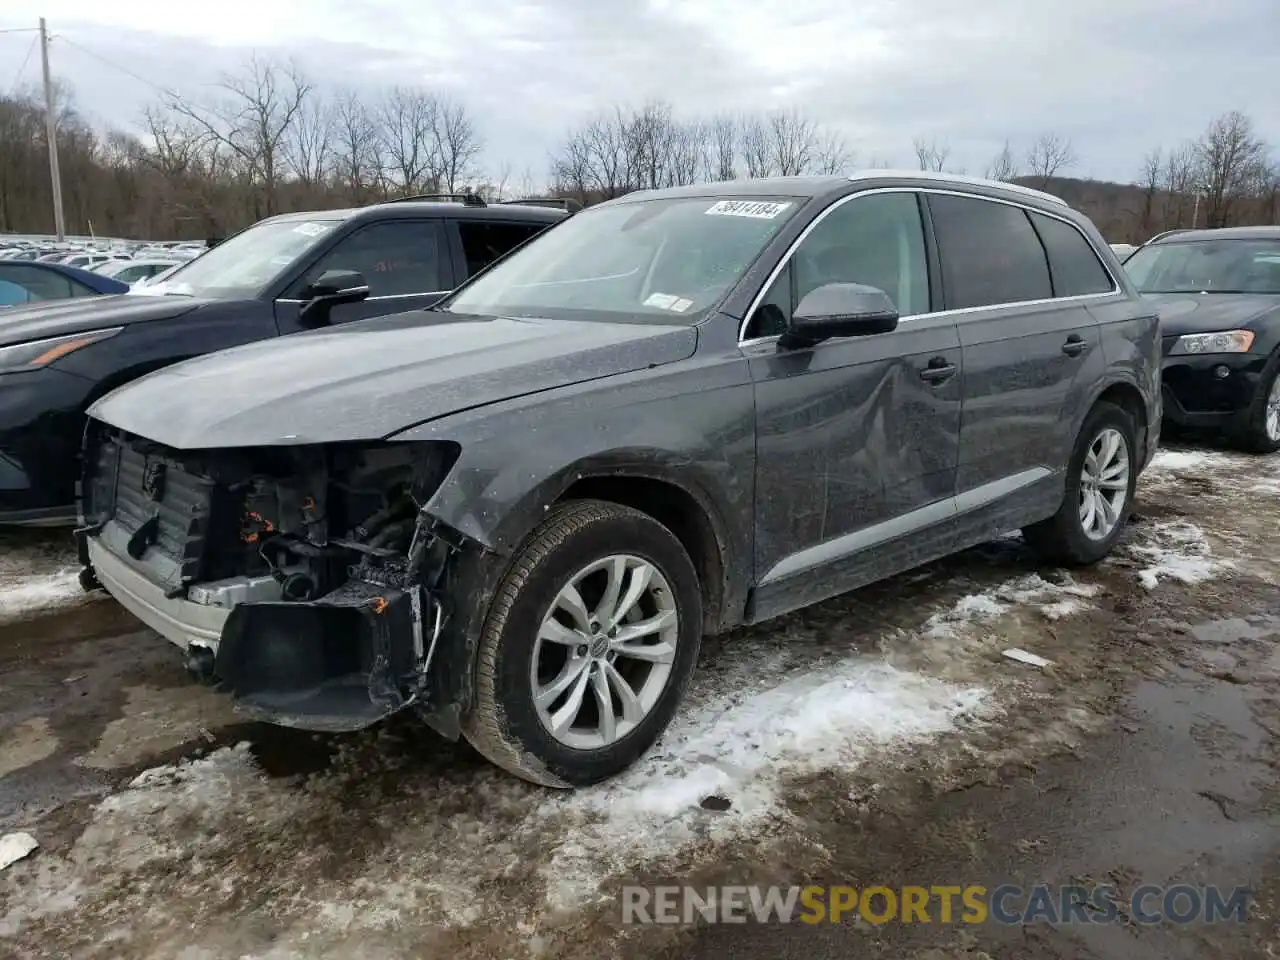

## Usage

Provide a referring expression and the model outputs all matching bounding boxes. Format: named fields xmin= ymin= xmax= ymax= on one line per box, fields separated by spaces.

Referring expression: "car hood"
xmin=0 ymin=293 xmax=204 ymax=346
xmin=1145 ymin=293 xmax=1280 ymax=336
xmin=88 ymin=311 xmax=699 ymax=448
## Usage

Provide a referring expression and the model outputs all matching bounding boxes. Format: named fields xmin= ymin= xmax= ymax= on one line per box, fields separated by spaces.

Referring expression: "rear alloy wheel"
xmin=1023 ymin=400 xmax=1137 ymax=565
xmin=463 ymin=500 xmax=702 ymax=787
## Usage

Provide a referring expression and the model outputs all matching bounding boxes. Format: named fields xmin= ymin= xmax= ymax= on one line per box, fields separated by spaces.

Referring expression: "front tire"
xmin=1023 ymin=401 xmax=1137 ymax=565
xmin=463 ymin=500 xmax=702 ymax=787
xmin=1228 ymin=356 xmax=1280 ymax=454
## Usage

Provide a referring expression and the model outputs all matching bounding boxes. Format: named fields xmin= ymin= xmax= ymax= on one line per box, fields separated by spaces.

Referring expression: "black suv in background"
xmin=1124 ymin=226 xmax=1280 ymax=451
xmin=79 ymin=172 xmax=1160 ymax=787
xmin=0 ymin=196 xmax=568 ymax=525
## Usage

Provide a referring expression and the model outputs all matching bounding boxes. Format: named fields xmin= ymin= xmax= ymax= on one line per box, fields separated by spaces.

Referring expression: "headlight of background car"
xmin=1167 ymin=330 xmax=1255 ymax=355
xmin=0 ymin=327 xmax=122 ymax=374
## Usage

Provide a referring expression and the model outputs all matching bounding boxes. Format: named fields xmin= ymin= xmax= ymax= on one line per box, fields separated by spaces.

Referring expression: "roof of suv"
xmin=1147 ymin=225 xmax=1280 ymax=243
xmin=601 ymin=170 xmax=1071 ymax=214
xmin=264 ymin=198 xmax=572 ymax=227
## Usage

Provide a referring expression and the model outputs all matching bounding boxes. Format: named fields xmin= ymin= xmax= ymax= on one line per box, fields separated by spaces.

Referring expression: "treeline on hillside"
xmin=1 ymin=53 xmax=1277 ymax=243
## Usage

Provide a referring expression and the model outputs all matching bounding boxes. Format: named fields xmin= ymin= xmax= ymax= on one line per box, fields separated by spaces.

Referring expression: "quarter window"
xmin=296 ymin=220 xmax=444 ymax=297
xmin=745 ymin=192 xmax=930 ymax=340
xmin=1029 ymin=212 xmax=1114 ymax=297
xmin=927 ymin=194 xmax=1052 ymax=309
xmin=457 ymin=221 xmax=552 ymax=277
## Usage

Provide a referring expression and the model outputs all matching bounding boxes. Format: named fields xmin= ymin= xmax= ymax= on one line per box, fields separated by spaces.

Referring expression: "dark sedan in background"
xmin=0 ymin=261 xmax=129 ymax=307
xmin=1125 ymin=226 xmax=1280 ymax=451
xmin=0 ymin=197 xmax=567 ymax=526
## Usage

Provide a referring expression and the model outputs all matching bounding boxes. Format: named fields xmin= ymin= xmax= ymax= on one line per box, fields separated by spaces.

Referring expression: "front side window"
xmin=1029 ymin=212 xmax=1114 ymax=297
xmin=458 ymin=220 xmax=552 ymax=277
xmin=443 ymin=195 xmax=801 ymax=324
xmin=928 ymin=194 xmax=1052 ymax=308
xmin=745 ymin=191 xmax=930 ymax=339
xmin=136 ymin=218 xmax=342 ymax=300
xmin=292 ymin=220 xmax=445 ymax=297
xmin=1124 ymin=239 xmax=1280 ymax=295
xmin=0 ymin=266 xmax=89 ymax=302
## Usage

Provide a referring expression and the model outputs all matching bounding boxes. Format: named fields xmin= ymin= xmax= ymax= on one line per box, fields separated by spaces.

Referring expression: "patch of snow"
xmin=1149 ymin=449 xmax=1227 ymax=472
xmin=541 ymin=663 xmax=987 ymax=909
xmin=0 ymin=832 xmax=38 ymax=871
xmin=921 ymin=574 xmax=1100 ymax=641
xmin=0 ymin=569 xmax=91 ymax=623
xmin=1125 ymin=521 xmax=1229 ymax=590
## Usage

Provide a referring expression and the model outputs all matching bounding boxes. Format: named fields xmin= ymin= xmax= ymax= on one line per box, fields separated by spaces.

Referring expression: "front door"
xmin=274 ymin=219 xmax=451 ymax=333
xmin=744 ymin=190 xmax=963 ymax=618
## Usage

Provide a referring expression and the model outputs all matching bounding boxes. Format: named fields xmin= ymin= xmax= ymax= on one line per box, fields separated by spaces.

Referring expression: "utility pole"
xmin=39 ymin=18 xmax=66 ymax=241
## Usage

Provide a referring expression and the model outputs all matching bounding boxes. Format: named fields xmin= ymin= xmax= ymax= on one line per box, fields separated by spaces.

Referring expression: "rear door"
xmin=927 ymin=193 xmax=1104 ymax=507
xmin=447 ymin=218 xmax=556 ymax=283
xmin=274 ymin=219 xmax=451 ymax=333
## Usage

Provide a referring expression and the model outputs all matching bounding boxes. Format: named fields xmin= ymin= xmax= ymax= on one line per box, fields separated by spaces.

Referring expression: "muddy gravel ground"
xmin=1 ymin=445 xmax=1279 ymax=959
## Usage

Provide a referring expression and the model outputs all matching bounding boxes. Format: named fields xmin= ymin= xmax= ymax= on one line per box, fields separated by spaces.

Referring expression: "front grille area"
xmin=86 ymin=428 xmax=216 ymax=587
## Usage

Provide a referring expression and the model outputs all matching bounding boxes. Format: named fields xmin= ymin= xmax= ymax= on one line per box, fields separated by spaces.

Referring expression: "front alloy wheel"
xmin=464 ymin=500 xmax=702 ymax=787
xmin=532 ymin=555 xmax=679 ymax=750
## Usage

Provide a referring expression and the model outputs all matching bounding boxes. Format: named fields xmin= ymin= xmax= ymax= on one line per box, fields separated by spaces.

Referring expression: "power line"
xmin=0 ymin=27 xmax=40 ymax=35
xmin=10 ymin=34 xmax=37 ymax=91
xmin=55 ymin=34 xmax=178 ymax=99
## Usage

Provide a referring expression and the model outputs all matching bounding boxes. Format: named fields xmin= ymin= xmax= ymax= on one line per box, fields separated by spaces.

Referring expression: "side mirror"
xmin=780 ymin=282 xmax=899 ymax=348
xmin=298 ymin=269 xmax=370 ymax=325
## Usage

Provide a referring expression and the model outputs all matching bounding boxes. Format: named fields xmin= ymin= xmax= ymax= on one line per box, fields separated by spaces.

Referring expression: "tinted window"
xmin=458 ymin=221 xmax=550 ymax=277
xmin=928 ymin=195 xmax=1052 ymax=308
xmin=745 ymin=191 xmax=930 ymax=339
xmin=1029 ymin=212 xmax=1113 ymax=296
xmin=0 ymin=265 xmax=93 ymax=301
xmin=298 ymin=220 xmax=444 ymax=297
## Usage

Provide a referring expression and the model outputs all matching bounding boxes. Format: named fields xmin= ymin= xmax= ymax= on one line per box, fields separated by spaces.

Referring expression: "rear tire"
xmin=462 ymin=500 xmax=702 ymax=787
xmin=1023 ymin=401 xmax=1137 ymax=566
xmin=1228 ymin=355 xmax=1280 ymax=454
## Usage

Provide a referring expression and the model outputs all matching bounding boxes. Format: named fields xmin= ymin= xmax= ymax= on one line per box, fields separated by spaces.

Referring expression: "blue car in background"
xmin=0 ymin=261 xmax=128 ymax=307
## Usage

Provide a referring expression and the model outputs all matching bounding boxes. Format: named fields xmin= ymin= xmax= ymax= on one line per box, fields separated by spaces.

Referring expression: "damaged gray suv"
xmin=76 ymin=172 xmax=1161 ymax=787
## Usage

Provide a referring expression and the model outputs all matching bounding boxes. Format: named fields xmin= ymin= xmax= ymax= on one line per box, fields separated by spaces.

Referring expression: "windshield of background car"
xmin=132 ymin=218 xmax=340 ymax=299
xmin=1125 ymin=239 xmax=1280 ymax=295
xmin=442 ymin=196 xmax=802 ymax=322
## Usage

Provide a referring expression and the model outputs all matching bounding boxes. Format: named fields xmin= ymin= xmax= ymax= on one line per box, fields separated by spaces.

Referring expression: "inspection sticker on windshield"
xmin=704 ymin=199 xmax=792 ymax=219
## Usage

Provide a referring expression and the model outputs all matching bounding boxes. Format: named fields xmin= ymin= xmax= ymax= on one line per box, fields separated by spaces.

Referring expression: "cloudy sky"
xmin=1 ymin=0 xmax=1276 ymax=187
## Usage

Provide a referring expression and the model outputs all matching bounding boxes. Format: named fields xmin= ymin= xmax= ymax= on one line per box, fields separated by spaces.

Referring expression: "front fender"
xmin=390 ymin=350 xmax=758 ymax=621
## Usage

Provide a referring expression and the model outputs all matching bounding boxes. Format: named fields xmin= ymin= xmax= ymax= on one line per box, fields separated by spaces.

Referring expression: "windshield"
xmin=443 ymin=196 xmax=802 ymax=322
xmin=133 ymin=218 xmax=340 ymax=299
xmin=1125 ymin=239 xmax=1280 ymax=295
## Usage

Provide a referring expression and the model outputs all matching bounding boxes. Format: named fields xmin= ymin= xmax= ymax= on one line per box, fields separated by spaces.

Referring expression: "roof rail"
xmin=497 ymin=197 xmax=583 ymax=213
xmin=1143 ymin=228 xmax=1193 ymax=244
xmin=846 ymin=169 xmax=1070 ymax=207
xmin=384 ymin=192 xmax=487 ymax=207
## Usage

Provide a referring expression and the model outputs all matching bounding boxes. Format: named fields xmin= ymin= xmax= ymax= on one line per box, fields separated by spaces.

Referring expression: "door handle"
xmin=919 ymin=357 xmax=957 ymax=384
xmin=1062 ymin=335 xmax=1087 ymax=357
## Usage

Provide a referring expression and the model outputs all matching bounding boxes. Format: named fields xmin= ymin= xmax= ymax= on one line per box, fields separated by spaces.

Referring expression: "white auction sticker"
xmin=704 ymin=199 xmax=792 ymax=219
xmin=644 ymin=292 xmax=680 ymax=309
xmin=292 ymin=222 xmax=331 ymax=237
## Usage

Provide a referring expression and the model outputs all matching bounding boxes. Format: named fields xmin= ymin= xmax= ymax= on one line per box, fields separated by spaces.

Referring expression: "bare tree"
xmin=330 ymin=89 xmax=380 ymax=204
xmin=984 ymin=140 xmax=1019 ymax=181
xmin=164 ymin=55 xmax=312 ymax=217
xmin=738 ymin=114 xmax=772 ymax=178
xmin=1025 ymin=132 xmax=1077 ymax=188
xmin=284 ymin=94 xmax=332 ymax=191
xmin=1138 ymin=147 xmax=1162 ymax=234
xmin=767 ymin=108 xmax=817 ymax=176
xmin=434 ymin=96 xmax=482 ymax=193
xmin=913 ymin=136 xmax=951 ymax=172
xmin=814 ymin=128 xmax=854 ymax=175
xmin=1161 ymin=143 xmax=1198 ymax=229
xmin=706 ymin=114 xmax=737 ymax=181
xmin=1195 ymin=110 xmax=1269 ymax=228
xmin=379 ymin=87 xmax=438 ymax=194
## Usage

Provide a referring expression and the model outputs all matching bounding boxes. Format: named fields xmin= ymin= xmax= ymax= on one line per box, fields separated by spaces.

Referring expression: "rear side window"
xmin=457 ymin=221 xmax=551 ymax=277
xmin=1029 ymin=212 xmax=1114 ymax=296
xmin=0 ymin=265 xmax=94 ymax=301
xmin=927 ymin=194 xmax=1052 ymax=309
